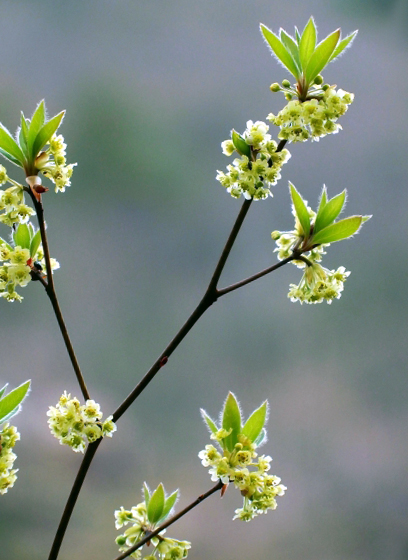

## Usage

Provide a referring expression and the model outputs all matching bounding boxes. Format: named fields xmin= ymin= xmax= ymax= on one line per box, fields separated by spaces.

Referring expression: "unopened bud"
xmin=314 ymin=74 xmax=323 ymax=85
xmin=282 ymin=79 xmax=291 ymax=88
xmin=270 ymin=83 xmax=281 ymax=92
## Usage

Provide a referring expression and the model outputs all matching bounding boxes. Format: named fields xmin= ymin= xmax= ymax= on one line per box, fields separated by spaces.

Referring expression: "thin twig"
xmin=26 ymin=188 xmax=90 ymax=401
xmin=112 ymin=480 xmax=224 ymax=560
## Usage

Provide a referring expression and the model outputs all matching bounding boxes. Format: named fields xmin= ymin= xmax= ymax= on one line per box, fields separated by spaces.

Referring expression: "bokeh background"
xmin=0 ymin=1 xmax=407 ymax=559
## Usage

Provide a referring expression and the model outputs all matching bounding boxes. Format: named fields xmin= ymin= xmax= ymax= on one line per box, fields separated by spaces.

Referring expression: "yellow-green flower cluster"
xmin=0 ymin=242 xmax=59 ymax=302
xmin=115 ymin=490 xmax=191 ymax=560
xmin=36 ymin=134 xmax=76 ymax=193
xmin=0 ymin=166 xmax=35 ymax=227
xmin=287 ymin=263 xmax=350 ymax=304
xmin=47 ymin=391 xmax=116 ymax=452
xmin=199 ymin=431 xmax=286 ymax=521
xmin=0 ymin=423 xmax=20 ymax=495
xmin=268 ymin=87 xmax=354 ymax=143
xmin=216 ymin=120 xmax=291 ymax=200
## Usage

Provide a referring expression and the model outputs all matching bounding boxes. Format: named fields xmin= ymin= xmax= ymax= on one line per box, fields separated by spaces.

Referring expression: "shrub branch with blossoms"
xmin=0 ymin=16 xmax=369 ymax=560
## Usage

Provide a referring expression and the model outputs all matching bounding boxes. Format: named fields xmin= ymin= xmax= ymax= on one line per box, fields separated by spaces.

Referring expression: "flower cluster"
xmin=0 ymin=166 xmax=35 ymax=228
xmin=115 ymin=484 xmax=191 ymax=560
xmin=0 ymin=233 xmax=59 ymax=302
xmin=0 ymin=423 xmax=20 ymax=495
xmin=268 ymin=86 xmax=354 ymax=143
xmin=199 ymin=393 xmax=286 ymax=521
xmin=36 ymin=133 xmax=76 ymax=193
xmin=216 ymin=120 xmax=290 ymax=200
xmin=47 ymin=392 xmax=116 ymax=452
xmin=273 ymin=183 xmax=368 ymax=304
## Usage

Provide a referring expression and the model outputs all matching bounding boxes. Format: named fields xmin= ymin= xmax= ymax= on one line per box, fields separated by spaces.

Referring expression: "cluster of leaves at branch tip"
xmin=47 ymin=392 xmax=116 ymax=453
xmin=272 ymin=183 xmax=371 ymax=304
xmin=199 ymin=392 xmax=286 ymax=521
xmin=261 ymin=17 xmax=356 ymax=142
xmin=0 ymin=380 xmax=30 ymax=494
xmin=115 ymin=483 xmax=191 ymax=560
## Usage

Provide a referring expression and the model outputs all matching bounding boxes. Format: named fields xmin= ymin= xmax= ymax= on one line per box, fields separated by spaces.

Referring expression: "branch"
xmin=47 ymin=439 xmax=102 ymax=560
xmin=112 ymin=479 xmax=224 ymax=560
xmin=27 ymin=188 xmax=90 ymax=401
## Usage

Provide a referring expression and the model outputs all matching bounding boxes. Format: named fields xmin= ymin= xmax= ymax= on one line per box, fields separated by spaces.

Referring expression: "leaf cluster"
xmin=260 ymin=17 xmax=357 ymax=99
xmin=0 ymin=101 xmax=64 ymax=176
xmin=0 ymin=380 xmax=31 ymax=426
xmin=143 ymin=483 xmax=178 ymax=527
xmin=290 ymin=182 xmax=370 ymax=249
xmin=0 ymin=223 xmax=41 ymax=258
xmin=201 ymin=392 xmax=268 ymax=452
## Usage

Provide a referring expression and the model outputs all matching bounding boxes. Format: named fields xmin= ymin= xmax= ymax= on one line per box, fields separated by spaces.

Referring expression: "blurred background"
xmin=0 ymin=1 xmax=407 ymax=559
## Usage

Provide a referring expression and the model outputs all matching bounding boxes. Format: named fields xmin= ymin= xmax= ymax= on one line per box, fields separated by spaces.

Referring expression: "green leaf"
xmin=30 ymin=229 xmax=42 ymax=258
xmin=279 ymin=29 xmax=301 ymax=72
xmin=242 ymin=401 xmax=268 ymax=445
xmin=254 ymin=428 xmax=267 ymax=447
xmin=305 ymin=29 xmax=340 ymax=85
xmin=147 ymin=483 xmax=165 ymax=525
xmin=143 ymin=482 xmax=150 ymax=507
xmin=299 ymin=17 xmax=317 ymax=69
xmin=314 ymin=190 xmax=346 ymax=233
xmin=0 ymin=380 xmax=31 ymax=425
xmin=294 ymin=26 xmax=301 ymax=45
xmin=200 ymin=409 xmax=218 ymax=435
xmin=0 ymin=147 xmax=23 ymax=167
xmin=289 ymin=182 xmax=310 ymax=238
xmin=222 ymin=392 xmax=242 ymax=452
xmin=0 ymin=237 xmax=13 ymax=251
xmin=32 ymin=110 xmax=65 ymax=158
xmin=317 ymin=185 xmax=328 ymax=215
xmin=329 ymin=30 xmax=358 ymax=63
xmin=28 ymin=100 xmax=46 ymax=157
xmin=312 ymin=216 xmax=363 ymax=245
xmin=260 ymin=24 xmax=300 ymax=78
xmin=13 ymin=223 xmax=32 ymax=250
xmin=231 ymin=130 xmax=251 ymax=159
xmin=161 ymin=490 xmax=178 ymax=521
xmin=0 ymin=125 xmax=25 ymax=165
xmin=0 ymin=384 xmax=8 ymax=399
xmin=19 ymin=113 xmax=29 ymax=157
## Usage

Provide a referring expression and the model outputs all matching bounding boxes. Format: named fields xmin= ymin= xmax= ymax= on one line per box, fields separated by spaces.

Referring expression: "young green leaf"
xmin=242 ymin=401 xmax=268 ymax=445
xmin=0 ymin=380 xmax=31 ymax=425
xmin=260 ymin=24 xmax=300 ymax=78
xmin=19 ymin=113 xmax=29 ymax=156
xmin=0 ymin=237 xmax=13 ymax=251
xmin=222 ymin=392 xmax=242 ymax=452
xmin=289 ymin=182 xmax=311 ymax=238
xmin=147 ymin=483 xmax=165 ymax=525
xmin=305 ymin=28 xmax=340 ymax=85
xmin=161 ymin=490 xmax=178 ymax=521
xmin=312 ymin=215 xmax=363 ymax=245
xmin=314 ymin=190 xmax=346 ymax=233
xmin=231 ymin=130 xmax=251 ymax=159
xmin=143 ymin=482 xmax=150 ymax=507
xmin=279 ymin=29 xmax=301 ymax=72
xmin=294 ymin=26 xmax=301 ymax=45
xmin=299 ymin=17 xmax=317 ymax=69
xmin=200 ymin=409 xmax=218 ymax=435
xmin=30 ymin=229 xmax=42 ymax=258
xmin=0 ymin=126 xmax=25 ymax=165
xmin=28 ymin=100 xmax=46 ymax=156
xmin=0 ymin=147 xmax=23 ymax=167
xmin=0 ymin=384 xmax=8 ymax=399
xmin=13 ymin=223 xmax=32 ymax=250
xmin=329 ymin=30 xmax=358 ymax=63
xmin=254 ymin=428 xmax=267 ymax=447
xmin=317 ymin=185 xmax=328 ymax=215
xmin=32 ymin=110 xmax=65 ymax=158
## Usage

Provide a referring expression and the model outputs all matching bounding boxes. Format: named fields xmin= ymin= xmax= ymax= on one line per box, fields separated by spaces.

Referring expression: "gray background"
xmin=0 ymin=1 xmax=407 ymax=559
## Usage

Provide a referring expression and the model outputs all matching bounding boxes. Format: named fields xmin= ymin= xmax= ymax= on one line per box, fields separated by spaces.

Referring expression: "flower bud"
xmin=282 ymin=79 xmax=291 ymax=88
xmin=314 ymin=74 xmax=323 ymax=85
xmin=270 ymin=83 xmax=281 ymax=92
